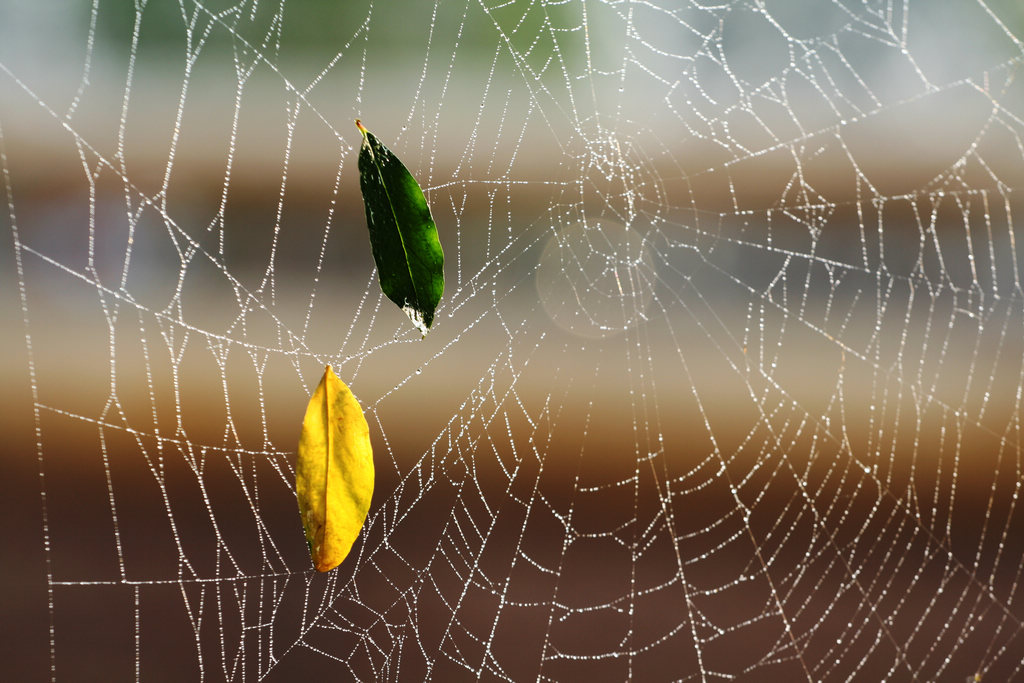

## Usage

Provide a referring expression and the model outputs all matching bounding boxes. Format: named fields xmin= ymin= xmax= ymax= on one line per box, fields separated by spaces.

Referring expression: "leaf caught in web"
xmin=356 ymin=120 xmax=445 ymax=335
xmin=295 ymin=365 xmax=374 ymax=573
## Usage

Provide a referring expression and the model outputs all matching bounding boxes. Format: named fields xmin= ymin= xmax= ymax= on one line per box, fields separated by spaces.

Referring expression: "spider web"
xmin=3 ymin=0 xmax=1024 ymax=680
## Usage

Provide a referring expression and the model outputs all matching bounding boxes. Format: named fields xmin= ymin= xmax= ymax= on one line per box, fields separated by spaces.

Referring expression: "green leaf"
xmin=356 ymin=120 xmax=445 ymax=335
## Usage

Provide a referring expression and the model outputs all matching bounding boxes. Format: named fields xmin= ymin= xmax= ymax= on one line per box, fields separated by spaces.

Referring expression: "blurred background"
xmin=3 ymin=0 xmax=1024 ymax=680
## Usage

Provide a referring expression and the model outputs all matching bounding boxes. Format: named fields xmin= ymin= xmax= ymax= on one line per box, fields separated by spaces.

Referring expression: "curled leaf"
xmin=356 ymin=120 xmax=445 ymax=335
xmin=295 ymin=365 xmax=374 ymax=572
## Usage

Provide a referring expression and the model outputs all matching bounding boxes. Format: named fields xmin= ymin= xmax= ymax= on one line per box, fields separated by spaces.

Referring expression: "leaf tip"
xmin=355 ymin=119 xmax=368 ymax=136
xmin=315 ymin=557 xmax=340 ymax=573
xmin=402 ymin=305 xmax=432 ymax=337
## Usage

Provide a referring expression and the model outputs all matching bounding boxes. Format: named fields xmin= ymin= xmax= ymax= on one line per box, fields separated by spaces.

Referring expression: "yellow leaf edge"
xmin=295 ymin=365 xmax=375 ymax=572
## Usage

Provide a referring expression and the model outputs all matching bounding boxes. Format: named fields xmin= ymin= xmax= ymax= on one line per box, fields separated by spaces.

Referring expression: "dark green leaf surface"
xmin=356 ymin=120 xmax=444 ymax=335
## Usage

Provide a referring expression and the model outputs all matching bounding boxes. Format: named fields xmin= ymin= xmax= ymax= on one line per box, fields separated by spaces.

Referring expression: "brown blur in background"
xmin=4 ymin=1 xmax=1024 ymax=681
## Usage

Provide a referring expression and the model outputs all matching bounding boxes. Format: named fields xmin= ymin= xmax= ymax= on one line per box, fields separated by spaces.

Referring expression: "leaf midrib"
xmin=365 ymin=135 xmax=422 ymax=310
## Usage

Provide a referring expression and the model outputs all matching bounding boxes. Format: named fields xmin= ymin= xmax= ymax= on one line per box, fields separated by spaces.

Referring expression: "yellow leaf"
xmin=295 ymin=365 xmax=374 ymax=572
